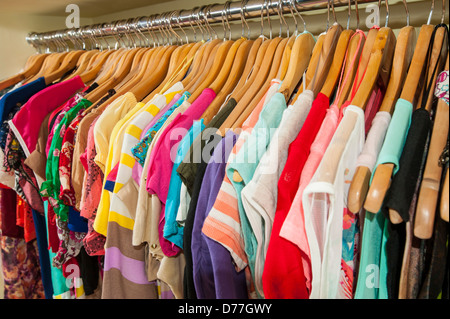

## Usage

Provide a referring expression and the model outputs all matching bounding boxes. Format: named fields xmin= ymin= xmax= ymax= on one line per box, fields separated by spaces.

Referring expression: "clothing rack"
xmin=25 ymin=0 xmax=382 ymax=52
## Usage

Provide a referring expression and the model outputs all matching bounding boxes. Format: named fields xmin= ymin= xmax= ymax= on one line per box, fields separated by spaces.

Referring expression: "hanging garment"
xmin=145 ymin=88 xmax=216 ymax=257
xmin=262 ymin=92 xmax=329 ymax=299
xmin=101 ymin=83 xmax=184 ymax=299
xmin=302 ymin=105 xmax=365 ymax=299
xmin=191 ymin=130 xmax=239 ymax=298
xmin=0 ymin=77 xmax=47 ymax=150
xmin=164 ymin=119 xmax=204 ymax=249
xmin=8 ymin=76 xmax=85 ymax=157
xmin=180 ymin=98 xmax=240 ymax=299
xmin=239 ymin=90 xmax=313 ymax=297
xmin=355 ymin=98 xmax=414 ymax=299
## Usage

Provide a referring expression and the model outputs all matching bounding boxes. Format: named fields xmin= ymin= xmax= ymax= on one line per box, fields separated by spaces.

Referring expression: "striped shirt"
xmin=201 ymin=79 xmax=281 ymax=298
xmin=100 ymin=83 xmax=183 ymax=299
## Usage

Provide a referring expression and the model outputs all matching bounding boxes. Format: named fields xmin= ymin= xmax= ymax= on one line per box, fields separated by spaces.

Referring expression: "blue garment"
xmin=0 ymin=77 xmax=46 ymax=149
xmin=32 ymin=209 xmax=54 ymax=299
xmin=163 ymin=119 xmax=204 ymax=248
xmin=131 ymin=91 xmax=191 ymax=166
xmin=68 ymin=206 xmax=88 ymax=233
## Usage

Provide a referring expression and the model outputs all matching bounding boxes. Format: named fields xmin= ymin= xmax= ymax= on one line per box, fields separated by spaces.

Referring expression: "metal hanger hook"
xmin=427 ymin=0 xmax=435 ymax=25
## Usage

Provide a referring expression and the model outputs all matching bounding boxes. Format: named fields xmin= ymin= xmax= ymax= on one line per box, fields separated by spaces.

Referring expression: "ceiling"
xmin=0 ymin=0 xmax=170 ymax=17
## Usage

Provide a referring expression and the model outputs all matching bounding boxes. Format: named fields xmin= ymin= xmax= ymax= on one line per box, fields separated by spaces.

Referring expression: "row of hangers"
xmin=0 ymin=0 xmax=448 ymax=237
xmin=348 ymin=0 xmax=449 ymax=240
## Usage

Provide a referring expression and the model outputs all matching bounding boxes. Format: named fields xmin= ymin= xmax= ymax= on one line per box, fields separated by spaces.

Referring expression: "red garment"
xmin=16 ymin=195 xmax=36 ymax=242
xmin=47 ymin=204 xmax=60 ymax=253
xmin=262 ymin=93 xmax=330 ymax=299
xmin=0 ymin=188 xmax=24 ymax=239
xmin=59 ymin=112 xmax=85 ymax=206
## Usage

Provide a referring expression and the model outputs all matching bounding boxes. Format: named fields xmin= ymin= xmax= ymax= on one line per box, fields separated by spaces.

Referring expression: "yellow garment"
xmin=93 ymin=100 xmax=145 ymax=236
xmin=93 ymin=92 xmax=137 ymax=172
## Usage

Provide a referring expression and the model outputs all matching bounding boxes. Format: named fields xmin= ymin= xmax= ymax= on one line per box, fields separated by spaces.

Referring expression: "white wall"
xmin=0 ymin=13 xmax=93 ymax=80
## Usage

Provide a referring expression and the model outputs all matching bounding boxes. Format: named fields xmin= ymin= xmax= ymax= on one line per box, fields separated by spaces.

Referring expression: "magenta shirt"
xmin=145 ymin=88 xmax=216 ymax=257
xmin=9 ymin=76 xmax=85 ymax=156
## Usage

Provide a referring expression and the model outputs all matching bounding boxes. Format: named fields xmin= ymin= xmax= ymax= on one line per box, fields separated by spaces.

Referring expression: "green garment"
xmin=40 ymin=98 xmax=92 ymax=221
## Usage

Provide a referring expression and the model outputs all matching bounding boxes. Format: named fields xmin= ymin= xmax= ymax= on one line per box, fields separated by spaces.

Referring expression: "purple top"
xmin=192 ymin=130 xmax=248 ymax=299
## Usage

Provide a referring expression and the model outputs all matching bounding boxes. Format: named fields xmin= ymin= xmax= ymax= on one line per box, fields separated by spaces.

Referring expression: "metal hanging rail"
xmin=26 ymin=0 xmax=381 ymax=50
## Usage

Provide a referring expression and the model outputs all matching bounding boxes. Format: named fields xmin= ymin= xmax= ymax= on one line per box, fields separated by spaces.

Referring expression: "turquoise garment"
xmin=163 ymin=119 xmax=204 ymax=248
xmin=373 ymin=99 xmax=413 ymax=174
xmin=44 ymin=201 xmax=70 ymax=298
xmin=131 ymin=91 xmax=190 ymax=165
xmin=354 ymin=98 xmax=413 ymax=299
xmin=226 ymin=92 xmax=287 ymax=299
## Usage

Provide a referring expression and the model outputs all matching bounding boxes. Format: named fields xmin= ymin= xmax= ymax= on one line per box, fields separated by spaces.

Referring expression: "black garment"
xmin=182 ymin=133 xmax=225 ymax=299
xmin=383 ymin=108 xmax=432 ymax=299
xmin=76 ymin=246 xmax=99 ymax=296
xmin=177 ymin=98 xmax=237 ymax=196
xmin=443 ymin=225 xmax=449 ymax=299
xmin=384 ymin=108 xmax=432 ymax=220
xmin=418 ymin=214 xmax=448 ymax=299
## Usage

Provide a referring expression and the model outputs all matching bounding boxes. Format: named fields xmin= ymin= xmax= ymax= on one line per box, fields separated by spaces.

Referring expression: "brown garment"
xmin=71 ymin=107 xmax=103 ymax=210
xmin=24 ymin=113 xmax=51 ymax=182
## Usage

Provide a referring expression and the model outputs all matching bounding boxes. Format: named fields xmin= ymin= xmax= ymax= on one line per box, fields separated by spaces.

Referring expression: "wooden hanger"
xmin=87 ymin=47 xmax=154 ymax=108
xmin=82 ymin=48 xmax=141 ymax=107
xmin=0 ymin=53 xmax=49 ymax=91
xmin=309 ymin=23 xmax=343 ymax=97
xmin=291 ymin=32 xmax=325 ymax=104
xmin=114 ymin=47 xmax=151 ymax=90
xmin=222 ymin=37 xmax=271 ymax=105
xmin=347 ymin=25 xmax=416 ymax=214
xmin=209 ymin=38 xmax=246 ymax=93
xmin=414 ymin=52 xmax=449 ymax=238
xmin=334 ymin=30 xmax=365 ymax=107
xmin=43 ymin=50 xmax=88 ymax=85
xmin=169 ymin=41 xmax=203 ymax=84
xmin=217 ymin=37 xmax=281 ymax=135
xmin=201 ymin=39 xmax=253 ymax=125
xmin=128 ymin=45 xmax=177 ymax=102
xmin=314 ymin=27 xmax=396 ymax=186
xmin=230 ymin=37 xmax=289 ymax=134
xmin=182 ymin=39 xmax=222 ymax=92
xmin=229 ymin=36 xmax=264 ymax=99
xmin=388 ymin=25 xmax=447 ymax=224
xmin=319 ymin=28 xmax=355 ymax=99
xmin=230 ymin=34 xmax=316 ymax=183
xmin=276 ymin=35 xmax=296 ymax=82
xmin=231 ymin=32 xmax=316 ymax=132
xmin=348 ymin=28 xmax=379 ymax=97
xmin=66 ymin=50 xmax=99 ymax=80
xmin=180 ymin=40 xmax=207 ymax=87
xmin=90 ymin=48 xmax=128 ymax=86
xmin=143 ymin=42 xmax=196 ymax=103
xmin=391 ymin=25 xmax=447 ymax=225
xmin=25 ymin=51 xmax=70 ymax=83
xmin=186 ymin=39 xmax=235 ymax=104
xmin=79 ymin=49 xmax=116 ymax=84
xmin=441 ymin=166 xmax=449 ymax=222
xmin=363 ymin=24 xmax=436 ymax=214
xmin=277 ymin=32 xmax=316 ymax=102
xmin=200 ymin=37 xmax=263 ymax=125
xmin=142 ymin=41 xmax=203 ymax=103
